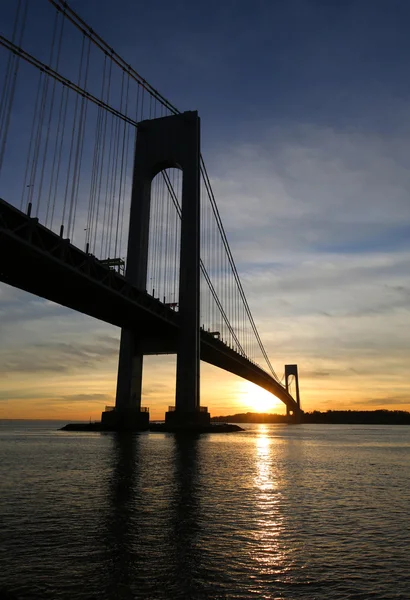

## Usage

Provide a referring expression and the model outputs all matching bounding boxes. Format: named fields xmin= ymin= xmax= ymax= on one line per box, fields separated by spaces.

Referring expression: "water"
xmin=1 ymin=421 xmax=410 ymax=600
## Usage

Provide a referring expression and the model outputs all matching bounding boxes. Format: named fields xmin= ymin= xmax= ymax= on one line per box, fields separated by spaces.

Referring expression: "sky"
xmin=1 ymin=0 xmax=409 ymax=420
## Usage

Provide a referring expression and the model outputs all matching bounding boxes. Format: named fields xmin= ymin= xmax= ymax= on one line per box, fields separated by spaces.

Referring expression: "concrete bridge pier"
xmin=101 ymin=330 xmax=149 ymax=430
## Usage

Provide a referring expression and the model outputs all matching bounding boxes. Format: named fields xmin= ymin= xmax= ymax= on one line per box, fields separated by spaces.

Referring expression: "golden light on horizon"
xmin=239 ymin=381 xmax=283 ymax=413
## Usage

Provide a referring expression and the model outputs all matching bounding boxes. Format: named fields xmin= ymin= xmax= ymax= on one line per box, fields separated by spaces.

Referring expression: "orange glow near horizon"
xmin=1 ymin=355 xmax=409 ymax=421
xmin=237 ymin=381 xmax=284 ymax=414
xmin=0 ymin=374 xmax=286 ymax=421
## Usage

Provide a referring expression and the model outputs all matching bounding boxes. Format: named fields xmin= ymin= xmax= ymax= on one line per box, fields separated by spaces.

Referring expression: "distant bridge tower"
xmin=105 ymin=111 xmax=209 ymax=430
xmin=285 ymin=364 xmax=302 ymax=422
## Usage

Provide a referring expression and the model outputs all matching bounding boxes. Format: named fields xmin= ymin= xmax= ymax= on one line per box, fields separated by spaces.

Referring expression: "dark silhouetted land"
xmin=211 ymin=410 xmax=410 ymax=425
xmin=303 ymin=410 xmax=410 ymax=425
xmin=212 ymin=412 xmax=289 ymax=424
xmin=60 ymin=421 xmax=244 ymax=433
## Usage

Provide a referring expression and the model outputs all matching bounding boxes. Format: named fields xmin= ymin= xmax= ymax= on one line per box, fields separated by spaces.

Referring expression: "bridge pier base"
xmin=104 ymin=329 xmax=149 ymax=431
xmin=101 ymin=407 xmax=149 ymax=431
xmin=164 ymin=408 xmax=210 ymax=430
xmin=286 ymin=405 xmax=303 ymax=424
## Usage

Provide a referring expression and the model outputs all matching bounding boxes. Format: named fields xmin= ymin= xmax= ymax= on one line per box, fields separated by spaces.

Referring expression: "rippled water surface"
xmin=1 ymin=421 xmax=410 ymax=599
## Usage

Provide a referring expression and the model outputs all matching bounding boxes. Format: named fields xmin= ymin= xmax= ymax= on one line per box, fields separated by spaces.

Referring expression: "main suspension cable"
xmin=1 ymin=0 xmax=280 ymax=384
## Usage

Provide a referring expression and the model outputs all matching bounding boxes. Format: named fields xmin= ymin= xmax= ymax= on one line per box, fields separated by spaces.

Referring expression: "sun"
xmin=241 ymin=381 xmax=282 ymax=413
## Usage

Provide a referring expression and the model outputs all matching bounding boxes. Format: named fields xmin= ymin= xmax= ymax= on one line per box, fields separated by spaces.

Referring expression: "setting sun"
xmin=240 ymin=381 xmax=283 ymax=413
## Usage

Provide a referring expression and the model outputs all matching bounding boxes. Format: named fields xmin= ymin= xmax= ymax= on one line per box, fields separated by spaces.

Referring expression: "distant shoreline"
xmin=211 ymin=410 xmax=410 ymax=425
xmin=2 ymin=409 xmax=410 ymax=426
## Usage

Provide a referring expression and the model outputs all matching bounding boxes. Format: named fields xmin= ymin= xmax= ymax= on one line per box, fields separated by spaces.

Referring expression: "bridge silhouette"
xmin=0 ymin=0 xmax=301 ymax=429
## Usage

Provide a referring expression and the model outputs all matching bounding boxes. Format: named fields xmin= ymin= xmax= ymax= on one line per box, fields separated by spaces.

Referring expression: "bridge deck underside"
xmin=0 ymin=199 xmax=298 ymax=412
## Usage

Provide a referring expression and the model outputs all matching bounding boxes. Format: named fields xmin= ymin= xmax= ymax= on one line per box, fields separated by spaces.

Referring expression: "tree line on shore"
xmin=211 ymin=410 xmax=410 ymax=425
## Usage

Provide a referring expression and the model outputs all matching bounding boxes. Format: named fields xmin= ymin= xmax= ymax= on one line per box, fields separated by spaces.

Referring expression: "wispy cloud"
xmin=353 ymin=395 xmax=410 ymax=407
xmin=0 ymin=334 xmax=119 ymax=375
xmin=201 ymin=119 xmax=410 ymax=410
xmin=209 ymin=122 xmax=410 ymax=258
xmin=48 ymin=393 xmax=112 ymax=404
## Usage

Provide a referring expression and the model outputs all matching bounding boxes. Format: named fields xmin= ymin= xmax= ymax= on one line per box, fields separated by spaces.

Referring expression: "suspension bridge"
xmin=0 ymin=0 xmax=301 ymax=429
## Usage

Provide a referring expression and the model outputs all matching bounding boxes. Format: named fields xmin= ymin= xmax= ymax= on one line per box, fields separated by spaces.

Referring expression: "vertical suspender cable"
xmin=86 ymin=105 xmax=102 ymax=249
xmin=45 ymin=80 xmax=65 ymax=227
xmin=68 ymin=36 xmax=92 ymax=240
xmin=118 ymin=92 xmax=132 ymax=260
xmin=0 ymin=0 xmax=22 ymax=145
xmin=92 ymin=54 xmax=110 ymax=255
xmin=108 ymin=68 xmax=125 ymax=256
xmin=61 ymin=33 xmax=86 ymax=236
xmin=36 ymin=6 xmax=63 ymax=218
xmin=20 ymin=70 xmax=43 ymax=212
xmin=99 ymin=54 xmax=113 ymax=256
xmin=50 ymin=84 xmax=69 ymax=230
xmin=102 ymin=110 xmax=114 ymax=257
xmin=0 ymin=0 xmax=28 ymax=175
xmin=114 ymin=69 xmax=130 ymax=260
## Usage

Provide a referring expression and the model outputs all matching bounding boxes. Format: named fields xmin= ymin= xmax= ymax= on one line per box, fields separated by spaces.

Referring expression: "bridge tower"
xmin=103 ymin=111 xmax=209 ymax=430
xmin=284 ymin=364 xmax=302 ymax=423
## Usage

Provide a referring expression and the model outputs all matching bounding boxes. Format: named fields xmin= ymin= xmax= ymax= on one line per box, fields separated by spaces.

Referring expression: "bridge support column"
xmin=285 ymin=364 xmax=302 ymax=424
xmin=102 ymin=330 xmax=149 ymax=430
xmin=165 ymin=112 xmax=210 ymax=429
xmin=110 ymin=111 xmax=209 ymax=431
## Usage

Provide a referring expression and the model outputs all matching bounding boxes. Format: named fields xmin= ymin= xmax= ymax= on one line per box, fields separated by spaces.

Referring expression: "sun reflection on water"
xmin=251 ymin=425 xmax=286 ymax=575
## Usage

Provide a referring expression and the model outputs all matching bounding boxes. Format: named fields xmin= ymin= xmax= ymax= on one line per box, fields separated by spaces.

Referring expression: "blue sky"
xmin=0 ymin=0 xmax=409 ymax=418
xmin=72 ymin=0 xmax=410 ymax=130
